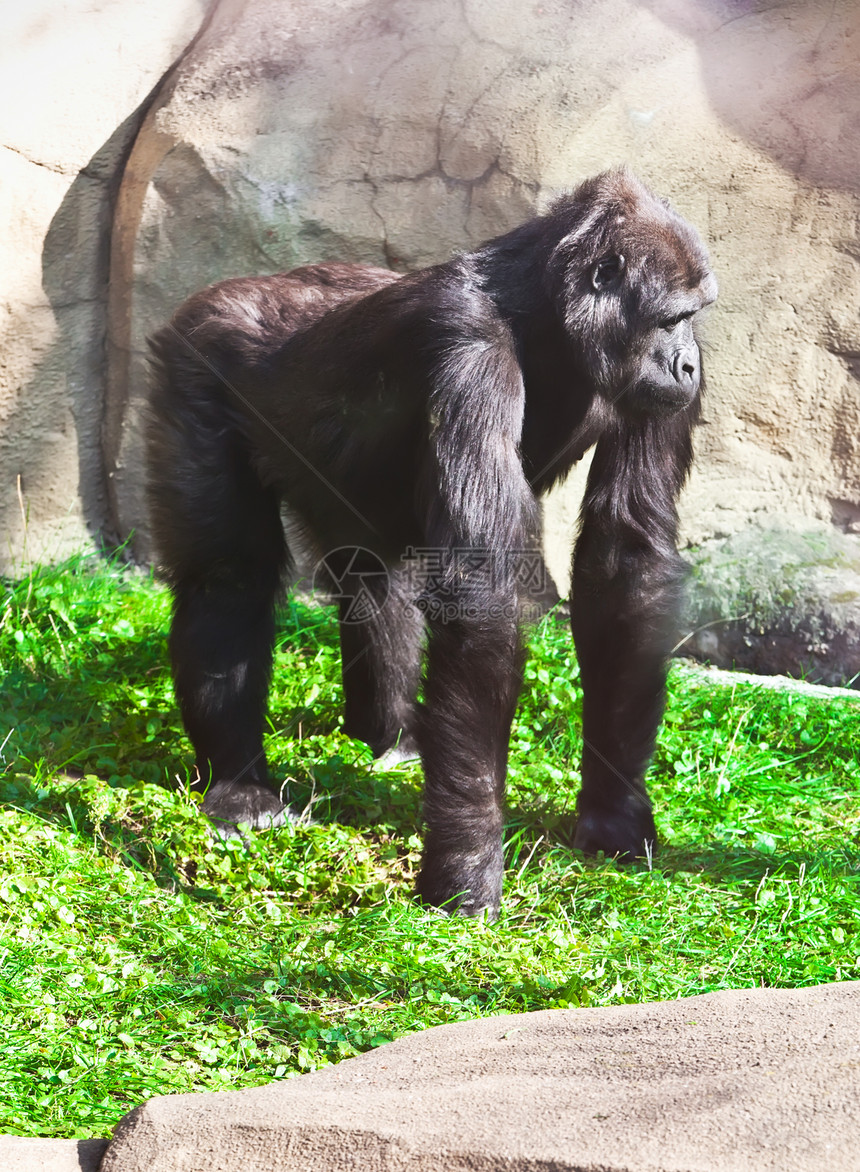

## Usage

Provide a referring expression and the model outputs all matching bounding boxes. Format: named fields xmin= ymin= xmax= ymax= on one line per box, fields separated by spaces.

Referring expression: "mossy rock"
xmin=679 ymin=526 xmax=860 ymax=688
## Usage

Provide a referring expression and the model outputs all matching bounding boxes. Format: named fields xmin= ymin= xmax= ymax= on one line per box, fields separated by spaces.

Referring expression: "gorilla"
xmin=147 ymin=168 xmax=716 ymax=915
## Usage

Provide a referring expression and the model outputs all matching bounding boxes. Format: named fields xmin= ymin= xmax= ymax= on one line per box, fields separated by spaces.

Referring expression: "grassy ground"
xmin=0 ymin=556 xmax=858 ymax=1139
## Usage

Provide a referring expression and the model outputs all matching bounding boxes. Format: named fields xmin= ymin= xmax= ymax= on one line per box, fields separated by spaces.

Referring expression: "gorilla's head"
xmin=545 ymin=169 xmax=717 ymax=416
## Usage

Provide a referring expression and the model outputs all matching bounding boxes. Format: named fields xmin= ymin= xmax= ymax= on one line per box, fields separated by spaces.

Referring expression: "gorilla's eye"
xmin=591 ymin=254 xmax=625 ymax=291
xmin=658 ymin=311 xmax=695 ymax=330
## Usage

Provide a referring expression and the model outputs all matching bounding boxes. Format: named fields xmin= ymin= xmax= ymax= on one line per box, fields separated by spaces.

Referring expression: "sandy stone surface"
xmin=0 ymin=1137 xmax=106 ymax=1172
xmin=98 ymin=982 xmax=860 ymax=1172
xmin=102 ymin=0 xmax=860 ymax=567
xmin=0 ymin=0 xmax=208 ymax=571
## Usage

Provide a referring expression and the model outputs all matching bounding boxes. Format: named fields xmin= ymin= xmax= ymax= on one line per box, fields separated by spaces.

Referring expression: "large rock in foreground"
xmin=0 ymin=1137 xmax=106 ymax=1172
xmin=101 ymin=982 xmax=860 ymax=1172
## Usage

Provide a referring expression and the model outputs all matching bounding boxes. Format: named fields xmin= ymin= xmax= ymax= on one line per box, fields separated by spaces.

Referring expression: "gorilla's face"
xmin=630 ymin=268 xmax=717 ymax=414
xmin=548 ymin=174 xmax=717 ymax=418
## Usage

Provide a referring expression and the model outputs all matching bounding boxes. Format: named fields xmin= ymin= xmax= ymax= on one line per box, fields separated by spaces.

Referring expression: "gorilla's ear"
xmin=590 ymin=254 xmax=626 ymax=291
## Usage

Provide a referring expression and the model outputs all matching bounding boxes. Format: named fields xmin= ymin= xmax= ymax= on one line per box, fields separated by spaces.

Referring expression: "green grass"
xmin=1 ymin=554 xmax=858 ymax=1138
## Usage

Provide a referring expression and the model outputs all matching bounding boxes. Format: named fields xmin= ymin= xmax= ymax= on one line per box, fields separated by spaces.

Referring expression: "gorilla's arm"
xmin=570 ymin=406 xmax=697 ymax=857
xmin=415 ymin=296 xmax=535 ymax=913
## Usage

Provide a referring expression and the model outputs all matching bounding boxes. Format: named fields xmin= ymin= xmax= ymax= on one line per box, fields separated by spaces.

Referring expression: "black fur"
xmin=146 ymin=168 xmax=716 ymax=915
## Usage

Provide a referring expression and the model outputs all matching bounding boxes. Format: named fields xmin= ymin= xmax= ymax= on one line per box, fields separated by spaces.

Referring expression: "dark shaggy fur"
xmin=147 ymin=168 xmax=716 ymax=915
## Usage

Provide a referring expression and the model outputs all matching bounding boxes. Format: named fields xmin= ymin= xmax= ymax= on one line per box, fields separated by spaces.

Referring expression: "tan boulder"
xmin=0 ymin=1137 xmax=106 ymax=1172
xmin=100 ymin=982 xmax=860 ymax=1172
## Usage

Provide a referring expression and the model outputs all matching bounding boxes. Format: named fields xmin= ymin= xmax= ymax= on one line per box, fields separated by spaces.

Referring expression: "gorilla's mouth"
xmin=618 ymin=379 xmax=698 ymax=417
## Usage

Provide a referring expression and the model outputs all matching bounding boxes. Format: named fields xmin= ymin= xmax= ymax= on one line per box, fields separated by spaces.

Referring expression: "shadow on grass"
xmin=5 ymin=575 xmax=858 ymax=909
xmin=654 ymin=840 xmax=860 ymax=883
xmin=500 ymin=805 xmax=860 ymax=887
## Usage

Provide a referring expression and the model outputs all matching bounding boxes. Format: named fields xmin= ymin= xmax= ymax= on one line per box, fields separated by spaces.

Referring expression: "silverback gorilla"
xmin=147 ymin=169 xmax=716 ymax=916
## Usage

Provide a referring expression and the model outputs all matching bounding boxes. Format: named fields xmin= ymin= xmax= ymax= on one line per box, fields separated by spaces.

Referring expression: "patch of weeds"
xmin=1 ymin=556 xmax=858 ymax=1137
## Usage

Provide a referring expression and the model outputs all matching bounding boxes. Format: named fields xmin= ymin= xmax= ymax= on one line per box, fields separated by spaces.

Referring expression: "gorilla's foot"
xmin=417 ymin=838 xmax=503 ymax=919
xmin=372 ymin=737 xmax=422 ymax=770
xmin=573 ymin=798 xmax=657 ymax=862
xmin=203 ymin=778 xmax=296 ymax=838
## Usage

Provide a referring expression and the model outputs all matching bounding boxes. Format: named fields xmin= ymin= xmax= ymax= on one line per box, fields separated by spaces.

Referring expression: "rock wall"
xmin=101 ymin=0 xmax=860 ymax=575
xmin=0 ymin=0 xmax=209 ymax=570
xmin=2 ymin=0 xmax=859 ymax=681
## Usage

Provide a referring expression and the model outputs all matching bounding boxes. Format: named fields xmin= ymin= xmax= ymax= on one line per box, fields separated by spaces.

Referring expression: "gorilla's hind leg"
xmin=337 ymin=566 xmax=424 ymax=764
xmin=170 ymin=571 xmax=292 ymax=835
xmin=149 ymin=399 xmax=291 ymax=834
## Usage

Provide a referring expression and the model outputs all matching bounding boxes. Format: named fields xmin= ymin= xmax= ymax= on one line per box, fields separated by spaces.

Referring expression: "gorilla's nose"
xmin=672 ymin=348 xmax=699 ymax=388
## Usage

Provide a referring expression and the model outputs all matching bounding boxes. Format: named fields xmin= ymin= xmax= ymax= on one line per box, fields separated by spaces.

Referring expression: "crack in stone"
xmin=455 ymin=0 xmax=503 ymax=52
xmin=1 ymin=142 xmax=76 ymax=177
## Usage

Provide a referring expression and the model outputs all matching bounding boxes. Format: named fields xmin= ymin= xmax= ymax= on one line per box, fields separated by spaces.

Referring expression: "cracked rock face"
xmin=0 ymin=0 xmax=207 ymax=571
xmin=106 ymin=0 xmax=860 ymax=607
